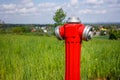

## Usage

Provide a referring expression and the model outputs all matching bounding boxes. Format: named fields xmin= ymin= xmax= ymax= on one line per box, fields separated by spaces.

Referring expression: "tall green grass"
xmin=0 ymin=34 xmax=64 ymax=80
xmin=81 ymin=38 xmax=120 ymax=79
xmin=0 ymin=34 xmax=120 ymax=80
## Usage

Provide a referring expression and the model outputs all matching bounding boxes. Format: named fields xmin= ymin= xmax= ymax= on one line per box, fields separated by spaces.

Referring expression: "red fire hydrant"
xmin=55 ymin=17 xmax=92 ymax=80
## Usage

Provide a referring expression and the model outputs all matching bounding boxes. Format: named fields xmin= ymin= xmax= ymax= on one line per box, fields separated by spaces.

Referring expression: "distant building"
xmin=117 ymin=28 xmax=120 ymax=30
xmin=99 ymin=26 xmax=107 ymax=31
xmin=34 ymin=26 xmax=48 ymax=33
xmin=31 ymin=28 xmax=36 ymax=32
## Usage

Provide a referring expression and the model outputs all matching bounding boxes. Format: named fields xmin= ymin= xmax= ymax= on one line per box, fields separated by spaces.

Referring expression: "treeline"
xmin=0 ymin=23 xmax=120 ymax=39
xmin=0 ymin=24 xmax=32 ymax=33
xmin=89 ymin=23 xmax=120 ymax=30
xmin=0 ymin=24 xmax=53 ymax=35
xmin=0 ymin=23 xmax=53 ymax=28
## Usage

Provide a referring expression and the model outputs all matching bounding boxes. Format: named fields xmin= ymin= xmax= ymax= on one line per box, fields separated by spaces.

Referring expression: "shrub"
xmin=12 ymin=27 xmax=23 ymax=34
xmin=11 ymin=27 xmax=30 ymax=34
xmin=109 ymin=29 xmax=120 ymax=40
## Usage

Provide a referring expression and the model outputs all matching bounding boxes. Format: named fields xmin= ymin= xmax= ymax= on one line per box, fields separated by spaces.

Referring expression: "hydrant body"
xmin=55 ymin=17 xmax=92 ymax=80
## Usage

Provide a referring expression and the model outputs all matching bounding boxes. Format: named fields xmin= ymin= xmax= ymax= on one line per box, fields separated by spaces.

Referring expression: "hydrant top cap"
xmin=67 ymin=16 xmax=81 ymax=23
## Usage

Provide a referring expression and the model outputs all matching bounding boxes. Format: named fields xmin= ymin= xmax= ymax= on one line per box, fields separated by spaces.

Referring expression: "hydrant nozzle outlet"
xmin=82 ymin=25 xmax=93 ymax=41
xmin=55 ymin=26 xmax=63 ymax=40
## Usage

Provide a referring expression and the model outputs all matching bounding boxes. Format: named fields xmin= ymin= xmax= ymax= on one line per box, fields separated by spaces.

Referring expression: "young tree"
xmin=53 ymin=8 xmax=66 ymax=27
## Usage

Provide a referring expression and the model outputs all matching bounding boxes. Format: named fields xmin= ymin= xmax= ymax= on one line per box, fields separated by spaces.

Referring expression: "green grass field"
xmin=0 ymin=34 xmax=120 ymax=80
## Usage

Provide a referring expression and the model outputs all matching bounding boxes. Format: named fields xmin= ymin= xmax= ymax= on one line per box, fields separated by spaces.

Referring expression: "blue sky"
xmin=0 ymin=0 xmax=120 ymax=24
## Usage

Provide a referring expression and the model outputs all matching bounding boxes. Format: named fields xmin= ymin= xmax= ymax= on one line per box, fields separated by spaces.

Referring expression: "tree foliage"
xmin=53 ymin=8 xmax=66 ymax=26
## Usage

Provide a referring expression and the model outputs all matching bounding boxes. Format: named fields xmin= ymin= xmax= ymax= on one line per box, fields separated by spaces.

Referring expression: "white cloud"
xmin=38 ymin=3 xmax=57 ymax=8
xmin=0 ymin=0 xmax=119 ymax=23
xmin=5 ymin=10 xmax=15 ymax=14
xmin=95 ymin=10 xmax=107 ymax=14
xmin=38 ymin=2 xmax=62 ymax=13
xmin=79 ymin=9 xmax=107 ymax=14
xmin=104 ymin=0 xmax=118 ymax=4
xmin=79 ymin=9 xmax=92 ymax=14
xmin=70 ymin=0 xmax=78 ymax=5
xmin=19 ymin=7 xmax=37 ymax=14
xmin=21 ymin=0 xmax=32 ymax=4
xmin=85 ymin=0 xmax=104 ymax=5
xmin=21 ymin=0 xmax=34 ymax=8
xmin=2 ymin=4 xmax=16 ymax=10
xmin=25 ymin=2 xmax=34 ymax=7
xmin=0 ymin=0 xmax=115 ymax=16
